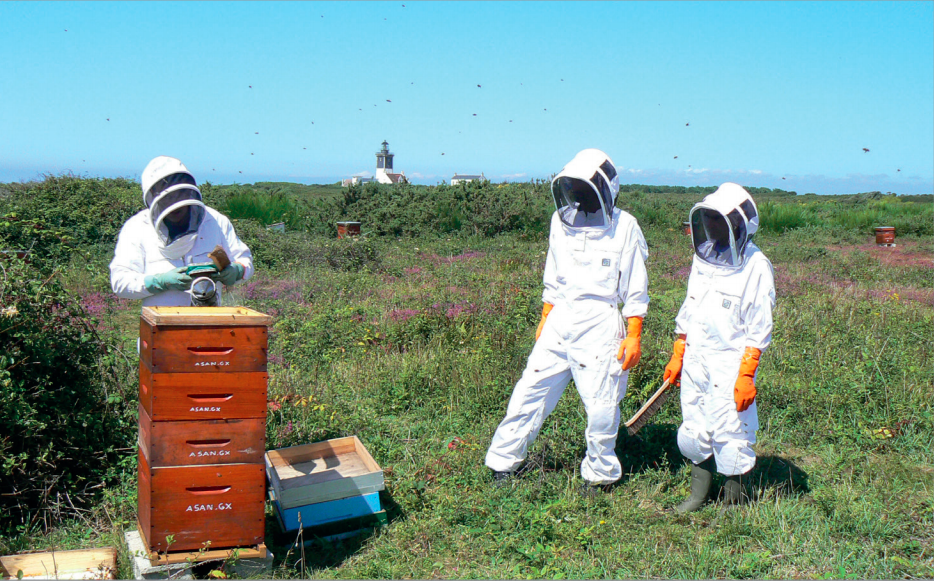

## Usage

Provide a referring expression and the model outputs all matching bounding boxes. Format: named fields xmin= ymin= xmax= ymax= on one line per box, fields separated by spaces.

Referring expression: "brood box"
xmin=138 ymin=448 xmax=266 ymax=552
xmin=139 ymin=363 xmax=267 ymax=421
xmin=266 ymin=436 xmax=385 ymax=509
xmin=139 ymin=404 xmax=264 ymax=466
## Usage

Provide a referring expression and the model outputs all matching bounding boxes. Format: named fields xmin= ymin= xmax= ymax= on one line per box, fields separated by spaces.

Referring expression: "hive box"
xmin=138 ymin=448 xmax=266 ymax=553
xmin=268 ymin=489 xmax=382 ymax=532
xmin=138 ymin=405 xmax=265 ymax=467
xmin=266 ymin=436 xmax=385 ymax=509
xmin=139 ymin=307 xmax=271 ymax=374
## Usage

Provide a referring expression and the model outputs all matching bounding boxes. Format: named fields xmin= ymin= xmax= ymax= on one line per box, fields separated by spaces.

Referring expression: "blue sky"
xmin=1 ymin=1 xmax=931 ymax=194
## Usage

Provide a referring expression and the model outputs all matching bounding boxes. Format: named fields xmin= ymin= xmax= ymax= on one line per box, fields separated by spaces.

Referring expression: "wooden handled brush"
xmin=624 ymin=378 xmax=673 ymax=436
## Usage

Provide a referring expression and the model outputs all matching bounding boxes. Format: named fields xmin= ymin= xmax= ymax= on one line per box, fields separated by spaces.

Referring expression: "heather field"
xmin=1 ymin=177 xmax=932 ymax=579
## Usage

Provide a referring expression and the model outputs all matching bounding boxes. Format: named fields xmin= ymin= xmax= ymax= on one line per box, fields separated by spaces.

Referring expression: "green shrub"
xmin=0 ymin=259 xmax=136 ymax=534
xmin=0 ymin=175 xmax=139 ymax=248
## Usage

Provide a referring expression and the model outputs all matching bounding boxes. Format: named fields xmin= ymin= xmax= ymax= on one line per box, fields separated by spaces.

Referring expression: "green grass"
xmin=1 ymin=178 xmax=933 ymax=579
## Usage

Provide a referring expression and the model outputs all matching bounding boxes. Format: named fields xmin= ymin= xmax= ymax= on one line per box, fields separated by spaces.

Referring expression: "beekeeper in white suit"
xmin=485 ymin=149 xmax=649 ymax=494
xmin=110 ymin=156 xmax=253 ymax=307
xmin=662 ymin=182 xmax=775 ymax=512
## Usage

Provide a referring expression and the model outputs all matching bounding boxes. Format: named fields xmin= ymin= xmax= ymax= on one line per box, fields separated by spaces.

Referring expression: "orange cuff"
xmin=626 ymin=316 xmax=643 ymax=339
xmin=739 ymin=346 xmax=761 ymax=376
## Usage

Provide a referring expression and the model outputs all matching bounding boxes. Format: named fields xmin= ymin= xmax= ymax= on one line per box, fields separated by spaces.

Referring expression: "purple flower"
xmin=389 ymin=308 xmax=421 ymax=322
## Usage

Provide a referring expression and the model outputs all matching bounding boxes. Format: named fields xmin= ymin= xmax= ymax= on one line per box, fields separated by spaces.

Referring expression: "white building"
xmin=342 ymin=140 xmax=407 ymax=187
xmin=451 ymin=173 xmax=485 ymax=186
xmin=375 ymin=141 xmax=407 ymax=184
xmin=341 ymin=176 xmax=375 ymax=187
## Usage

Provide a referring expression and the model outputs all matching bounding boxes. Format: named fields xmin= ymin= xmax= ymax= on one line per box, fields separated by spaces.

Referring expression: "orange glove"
xmin=735 ymin=347 xmax=761 ymax=412
xmin=535 ymin=303 xmax=554 ymax=341
xmin=616 ymin=317 xmax=643 ymax=370
xmin=663 ymin=336 xmax=687 ymax=386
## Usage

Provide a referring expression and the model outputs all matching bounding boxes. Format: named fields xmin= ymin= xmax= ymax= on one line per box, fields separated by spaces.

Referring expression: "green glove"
xmin=216 ymin=263 xmax=245 ymax=287
xmin=144 ymin=266 xmax=193 ymax=294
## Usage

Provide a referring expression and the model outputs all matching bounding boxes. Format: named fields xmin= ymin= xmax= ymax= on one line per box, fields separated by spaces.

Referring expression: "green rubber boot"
xmin=721 ymin=470 xmax=752 ymax=510
xmin=676 ymin=456 xmax=716 ymax=514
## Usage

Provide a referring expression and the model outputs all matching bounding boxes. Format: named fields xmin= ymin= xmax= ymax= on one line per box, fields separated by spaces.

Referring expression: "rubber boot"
xmin=492 ymin=471 xmax=514 ymax=488
xmin=675 ymin=456 xmax=716 ymax=514
xmin=720 ymin=470 xmax=752 ymax=510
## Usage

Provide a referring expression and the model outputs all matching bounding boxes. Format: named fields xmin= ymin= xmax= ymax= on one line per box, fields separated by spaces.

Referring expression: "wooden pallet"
xmin=1 ymin=548 xmax=116 ymax=580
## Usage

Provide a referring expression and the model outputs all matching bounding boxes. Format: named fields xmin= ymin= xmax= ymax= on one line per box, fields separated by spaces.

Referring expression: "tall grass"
xmin=218 ymin=189 xmax=306 ymax=229
xmin=760 ymin=197 xmax=932 ymax=236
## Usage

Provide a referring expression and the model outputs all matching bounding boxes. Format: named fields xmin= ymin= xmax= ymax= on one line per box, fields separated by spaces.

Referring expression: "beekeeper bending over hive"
xmin=110 ymin=156 xmax=253 ymax=307
xmin=663 ymin=183 xmax=775 ymax=512
xmin=485 ymin=149 xmax=650 ymax=495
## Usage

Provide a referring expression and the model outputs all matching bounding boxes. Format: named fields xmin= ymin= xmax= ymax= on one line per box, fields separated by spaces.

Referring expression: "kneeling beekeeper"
xmin=663 ymin=183 xmax=775 ymax=512
xmin=110 ymin=156 xmax=253 ymax=307
xmin=485 ymin=149 xmax=649 ymax=494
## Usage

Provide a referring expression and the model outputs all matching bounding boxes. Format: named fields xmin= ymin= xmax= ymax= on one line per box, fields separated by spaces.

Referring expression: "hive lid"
xmin=141 ymin=306 xmax=272 ymax=327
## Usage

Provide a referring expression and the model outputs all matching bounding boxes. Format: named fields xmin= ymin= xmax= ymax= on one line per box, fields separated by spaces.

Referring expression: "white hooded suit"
xmin=485 ymin=150 xmax=650 ymax=484
xmin=109 ymin=206 xmax=254 ymax=307
xmin=675 ymin=183 xmax=775 ymax=476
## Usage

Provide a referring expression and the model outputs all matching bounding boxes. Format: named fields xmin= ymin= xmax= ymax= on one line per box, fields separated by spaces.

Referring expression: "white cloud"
xmin=501 ymin=173 xmax=527 ymax=179
xmin=352 ymin=170 xmax=373 ymax=178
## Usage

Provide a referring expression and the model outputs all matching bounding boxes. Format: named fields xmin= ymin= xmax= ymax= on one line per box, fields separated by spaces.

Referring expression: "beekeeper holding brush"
xmin=485 ymin=149 xmax=649 ymax=495
xmin=110 ymin=156 xmax=253 ymax=307
xmin=663 ymin=183 xmax=775 ymax=512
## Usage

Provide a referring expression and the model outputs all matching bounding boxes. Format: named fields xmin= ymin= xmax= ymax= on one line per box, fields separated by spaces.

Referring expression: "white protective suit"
xmin=485 ymin=150 xmax=650 ymax=484
xmin=675 ymin=183 xmax=775 ymax=476
xmin=109 ymin=156 xmax=253 ymax=307
xmin=109 ymin=207 xmax=254 ymax=307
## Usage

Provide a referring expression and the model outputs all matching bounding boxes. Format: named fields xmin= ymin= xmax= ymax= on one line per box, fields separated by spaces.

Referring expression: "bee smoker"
xmin=189 ymin=276 xmax=219 ymax=307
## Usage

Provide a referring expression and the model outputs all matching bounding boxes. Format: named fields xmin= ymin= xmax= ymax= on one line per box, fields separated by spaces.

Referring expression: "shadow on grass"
xmin=265 ymin=490 xmax=405 ymax=574
xmin=750 ymin=454 xmax=811 ymax=497
xmin=615 ymin=422 xmax=684 ymax=479
xmin=614 ymin=426 xmax=811 ymax=500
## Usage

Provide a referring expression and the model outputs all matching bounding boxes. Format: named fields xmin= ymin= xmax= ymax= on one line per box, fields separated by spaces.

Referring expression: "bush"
xmin=0 ymin=175 xmax=139 ymax=248
xmin=0 ymin=258 xmax=135 ymax=534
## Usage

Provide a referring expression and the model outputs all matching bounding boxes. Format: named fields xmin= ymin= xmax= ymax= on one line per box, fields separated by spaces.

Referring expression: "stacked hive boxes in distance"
xmin=266 ymin=436 xmax=385 ymax=531
xmin=137 ymin=306 xmax=271 ymax=554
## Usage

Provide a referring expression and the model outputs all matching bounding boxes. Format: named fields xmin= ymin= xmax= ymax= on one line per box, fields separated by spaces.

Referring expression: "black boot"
xmin=579 ymin=482 xmax=612 ymax=498
xmin=492 ymin=471 xmax=514 ymax=488
xmin=721 ymin=470 xmax=752 ymax=509
xmin=675 ymin=457 xmax=716 ymax=514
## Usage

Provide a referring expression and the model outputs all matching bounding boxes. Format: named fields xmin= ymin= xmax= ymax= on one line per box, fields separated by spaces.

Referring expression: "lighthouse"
xmin=375 ymin=140 xmax=406 ymax=184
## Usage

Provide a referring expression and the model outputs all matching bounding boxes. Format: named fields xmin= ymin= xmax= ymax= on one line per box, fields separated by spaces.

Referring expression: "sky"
xmin=1 ymin=1 xmax=932 ymax=195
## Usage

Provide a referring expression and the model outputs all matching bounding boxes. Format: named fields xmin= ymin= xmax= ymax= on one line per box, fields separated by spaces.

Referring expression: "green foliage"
xmin=315 ymin=180 xmax=554 ymax=238
xmin=0 ymin=258 xmax=136 ymax=535
xmin=760 ymin=194 xmax=933 ymax=236
xmin=0 ymin=175 xmax=139 ymax=247
xmin=210 ymin=187 xmax=308 ymax=229
xmin=0 ymin=213 xmax=75 ymax=274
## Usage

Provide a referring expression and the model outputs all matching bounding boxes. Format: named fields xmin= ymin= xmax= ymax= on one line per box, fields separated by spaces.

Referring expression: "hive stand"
xmin=125 ymin=530 xmax=273 ymax=580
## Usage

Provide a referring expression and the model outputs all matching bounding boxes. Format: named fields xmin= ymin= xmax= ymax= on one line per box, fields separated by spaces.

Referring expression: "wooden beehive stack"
xmin=137 ymin=306 xmax=272 ymax=556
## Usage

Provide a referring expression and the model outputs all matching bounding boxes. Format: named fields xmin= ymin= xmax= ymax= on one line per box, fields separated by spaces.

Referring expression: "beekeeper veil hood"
xmin=141 ymin=156 xmax=206 ymax=259
xmin=688 ymin=182 xmax=759 ymax=268
xmin=550 ymin=149 xmax=619 ymax=229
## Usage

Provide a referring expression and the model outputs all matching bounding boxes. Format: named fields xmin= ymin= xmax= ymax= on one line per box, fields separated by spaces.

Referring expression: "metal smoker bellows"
xmin=189 ymin=276 xmax=219 ymax=306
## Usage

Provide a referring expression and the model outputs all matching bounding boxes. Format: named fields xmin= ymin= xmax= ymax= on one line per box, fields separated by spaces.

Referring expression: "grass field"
xmin=1 ymin=179 xmax=932 ymax=579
